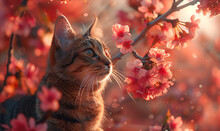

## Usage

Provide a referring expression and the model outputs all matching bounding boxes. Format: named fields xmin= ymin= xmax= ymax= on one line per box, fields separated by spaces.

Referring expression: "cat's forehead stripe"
xmin=86 ymin=38 xmax=103 ymax=51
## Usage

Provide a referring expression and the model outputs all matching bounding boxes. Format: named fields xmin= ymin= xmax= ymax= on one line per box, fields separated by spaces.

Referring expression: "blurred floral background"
xmin=0 ymin=0 xmax=220 ymax=131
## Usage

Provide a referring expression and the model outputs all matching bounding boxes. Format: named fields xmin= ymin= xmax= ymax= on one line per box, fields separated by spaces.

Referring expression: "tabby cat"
xmin=0 ymin=15 xmax=112 ymax=131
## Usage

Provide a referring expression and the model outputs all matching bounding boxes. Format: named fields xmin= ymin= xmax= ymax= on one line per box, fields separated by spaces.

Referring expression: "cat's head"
xmin=49 ymin=15 xmax=112 ymax=86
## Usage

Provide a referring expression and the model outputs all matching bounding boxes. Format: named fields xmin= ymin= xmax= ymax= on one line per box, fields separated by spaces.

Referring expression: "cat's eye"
xmin=84 ymin=49 xmax=95 ymax=57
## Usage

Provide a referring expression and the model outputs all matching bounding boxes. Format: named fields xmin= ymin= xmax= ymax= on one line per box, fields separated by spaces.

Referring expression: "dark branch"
xmin=1 ymin=34 xmax=14 ymax=91
xmin=111 ymin=0 xmax=200 ymax=64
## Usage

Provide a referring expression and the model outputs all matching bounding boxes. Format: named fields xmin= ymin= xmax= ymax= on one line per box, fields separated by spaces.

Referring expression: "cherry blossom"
xmin=112 ymin=23 xmax=134 ymax=54
xmin=146 ymin=25 xmax=167 ymax=44
xmin=126 ymin=59 xmax=145 ymax=77
xmin=3 ymin=12 xmax=36 ymax=37
xmin=2 ymin=113 xmax=47 ymax=131
xmin=146 ymin=23 xmax=175 ymax=46
xmin=116 ymin=37 xmax=134 ymax=54
xmin=197 ymin=0 xmax=220 ymax=17
xmin=148 ymin=47 xmax=170 ymax=62
xmin=125 ymin=59 xmax=173 ymax=100
xmin=168 ymin=115 xmax=183 ymax=131
xmin=167 ymin=16 xmax=200 ymax=49
xmin=8 ymin=57 xmax=39 ymax=95
xmin=37 ymin=86 xmax=62 ymax=112
xmin=138 ymin=0 xmax=164 ymax=18
xmin=23 ymin=63 xmax=39 ymax=94
xmin=155 ymin=62 xmax=172 ymax=83
xmin=112 ymin=23 xmax=131 ymax=43
xmin=9 ymin=57 xmax=24 ymax=75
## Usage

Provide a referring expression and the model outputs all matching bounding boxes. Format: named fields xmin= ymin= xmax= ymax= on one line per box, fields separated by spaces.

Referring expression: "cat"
xmin=0 ymin=15 xmax=112 ymax=131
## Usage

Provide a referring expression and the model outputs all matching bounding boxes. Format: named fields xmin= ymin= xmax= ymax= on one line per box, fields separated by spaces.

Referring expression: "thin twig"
xmin=175 ymin=0 xmax=199 ymax=11
xmin=111 ymin=0 xmax=200 ymax=64
xmin=1 ymin=34 xmax=14 ymax=91
xmin=132 ymin=50 xmax=149 ymax=63
xmin=0 ymin=0 xmax=28 ymax=92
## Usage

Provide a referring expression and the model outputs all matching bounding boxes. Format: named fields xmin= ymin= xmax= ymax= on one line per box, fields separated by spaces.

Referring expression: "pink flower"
xmin=149 ymin=125 xmax=162 ymax=131
xmin=116 ymin=37 xmax=133 ymax=54
xmin=168 ymin=115 xmax=183 ymax=131
xmin=147 ymin=25 xmax=167 ymax=44
xmin=9 ymin=57 xmax=24 ymax=75
xmin=167 ymin=16 xmax=200 ymax=49
xmin=126 ymin=59 xmax=144 ymax=77
xmin=155 ymin=62 xmax=172 ymax=83
xmin=148 ymin=47 xmax=170 ymax=62
xmin=15 ymin=12 xmax=36 ymax=37
xmin=3 ymin=12 xmax=36 ymax=37
xmin=138 ymin=0 xmax=164 ymax=18
xmin=139 ymin=69 xmax=158 ymax=87
xmin=2 ymin=113 xmax=47 ymax=131
xmin=37 ymin=86 xmax=62 ymax=112
xmin=23 ymin=63 xmax=39 ymax=94
xmin=125 ymin=59 xmax=173 ymax=100
xmin=149 ymin=81 xmax=174 ymax=98
xmin=112 ymin=23 xmax=134 ymax=54
xmin=112 ymin=23 xmax=131 ymax=43
xmin=197 ymin=0 xmax=220 ymax=17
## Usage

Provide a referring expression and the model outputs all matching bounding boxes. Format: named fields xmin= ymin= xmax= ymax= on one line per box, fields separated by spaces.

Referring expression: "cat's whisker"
xmin=127 ymin=92 xmax=136 ymax=103
xmin=113 ymin=69 xmax=126 ymax=79
xmin=113 ymin=70 xmax=124 ymax=83
xmin=79 ymin=72 xmax=94 ymax=107
xmin=112 ymin=72 xmax=125 ymax=85
xmin=111 ymin=73 xmax=123 ymax=90
xmin=78 ymin=72 xmax=92 ymax=96
xmin=112 ymin=71 xmax=136 ymax=103
xmin=81 ymin=21 xmax=87 ymax=32
xmin=75 ymin=71 xmax=93 ymax=105
xmin=75 ymin=68 xmax=92 ymax=77
xmin=91 ymin=75 xmax=98 ymax=106
xmin=103 ymin=32 xmax=112 ymax=43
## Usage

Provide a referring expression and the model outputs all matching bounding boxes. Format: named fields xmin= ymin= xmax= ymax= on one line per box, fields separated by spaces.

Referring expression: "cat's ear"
xmin=54 ymin=15 xmax=76 ymax=49
xmin=83 ymin=16 xmax=98 ymax=37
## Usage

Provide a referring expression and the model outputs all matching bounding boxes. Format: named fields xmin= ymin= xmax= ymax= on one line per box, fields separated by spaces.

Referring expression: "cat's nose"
xmin=104 ymin=61 xmax=111 ymax=68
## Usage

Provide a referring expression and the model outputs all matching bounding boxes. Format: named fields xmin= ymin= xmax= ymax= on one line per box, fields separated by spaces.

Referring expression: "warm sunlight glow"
xmin=178 ymin=4 xmax=219 ymax=40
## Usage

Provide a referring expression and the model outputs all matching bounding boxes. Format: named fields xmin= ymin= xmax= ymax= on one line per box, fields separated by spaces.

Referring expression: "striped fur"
xmin=1 ymin=15 xmax=112 ymax=131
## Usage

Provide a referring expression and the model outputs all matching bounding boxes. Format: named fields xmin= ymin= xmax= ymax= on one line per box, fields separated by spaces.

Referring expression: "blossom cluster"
xmin=0 ymin=57 xmax=39 ymax=103
xmin=125 ymin=47 xmax=173 ymax=100
xmin=38 ymin=86 xmax=62 ymax=112
xmin=118 ymin=1 xmax=201 ymax=50
xmin=138 ymin=0 xmax=164 ymax=18
xmin=167 ymin=15 xmax=200 ymax=49
xmin=149 ymin=113 xmax=194 ymax=131
xmin=1 ymin=86 xmax=62 ymax=130
xmin=3 ymin=12 xmax=36 ymax=37
xmin=197 ymin=0 xmax=220 ymax=17
xmin=112 ymin=24 xmax=133 ymax=54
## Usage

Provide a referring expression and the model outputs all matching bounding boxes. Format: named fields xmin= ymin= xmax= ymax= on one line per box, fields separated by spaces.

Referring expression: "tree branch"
xmin=175 ymin=0 xmax=199 ymax=11
xmin=111 ymin=0 xmax=200 ymax=64
xmin=1 ymin=34 xmax=14 ymax=92
xmin=0 ymin=0 xmax=28 ymax=93
xmin=132 ymin=50 xmax=149 ymax=64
